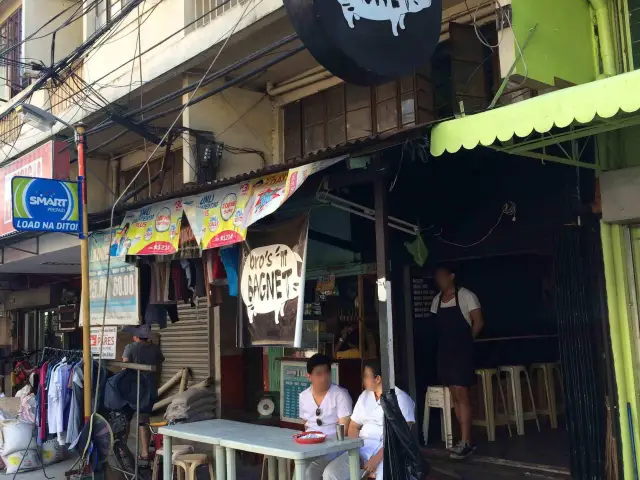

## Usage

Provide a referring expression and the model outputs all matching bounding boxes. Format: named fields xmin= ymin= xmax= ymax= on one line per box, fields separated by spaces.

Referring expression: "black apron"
xmin=436 ymin=289 xmax=475 ymax=387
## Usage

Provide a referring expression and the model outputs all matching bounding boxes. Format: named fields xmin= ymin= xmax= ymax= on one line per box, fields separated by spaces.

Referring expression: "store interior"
xmin=243 ymin=141 xmax=608 ymax=476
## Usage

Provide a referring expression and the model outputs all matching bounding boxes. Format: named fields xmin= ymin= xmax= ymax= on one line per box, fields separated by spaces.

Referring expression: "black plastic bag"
xmin=382 ymin=390 xmax=430 ymax=480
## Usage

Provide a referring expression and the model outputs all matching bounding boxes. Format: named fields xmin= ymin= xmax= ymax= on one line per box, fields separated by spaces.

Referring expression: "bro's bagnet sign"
xmin=240 ymin=214 xmax=309 ymax=347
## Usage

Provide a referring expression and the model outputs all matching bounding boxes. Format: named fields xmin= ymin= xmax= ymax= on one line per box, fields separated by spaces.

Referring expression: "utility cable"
xmin=0 ymin=0 xmax=100 ymax=60
xmin=91 ymin=0 xmax=259 ymax=417
xmin=436 ymin=201 xmax=516 ymax=248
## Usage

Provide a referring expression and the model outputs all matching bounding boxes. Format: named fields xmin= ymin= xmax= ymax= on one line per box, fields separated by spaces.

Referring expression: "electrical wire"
xmin=57 ymin=0 xmax=268 ymax=130
xmin=91 ymin=0 xmax=259 ymax=414
xmin=436 ymin=201 xmax=516 ymax=248
xmin=0 ymin=0 xmax=101 ymax=60
xmin=216 ymin=94 xmax=266 ymax=138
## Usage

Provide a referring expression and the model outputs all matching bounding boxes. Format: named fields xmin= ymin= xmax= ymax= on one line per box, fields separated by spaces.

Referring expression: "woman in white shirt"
xmin=323 ymin=360 xmax=415 ymax=480
xmin=430 ymin=265 xmax=484 ymax=460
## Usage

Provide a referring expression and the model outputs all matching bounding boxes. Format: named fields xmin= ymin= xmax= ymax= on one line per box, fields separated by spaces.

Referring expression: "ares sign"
xmin=283 ymin=0 xmax=442 ymax=85
xmin=12 ymin=176 xmax=81 ymax=233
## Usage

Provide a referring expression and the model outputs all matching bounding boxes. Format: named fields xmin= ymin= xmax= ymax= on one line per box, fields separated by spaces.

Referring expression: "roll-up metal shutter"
xmin=153 ymin=297 xmax=211 ymax=397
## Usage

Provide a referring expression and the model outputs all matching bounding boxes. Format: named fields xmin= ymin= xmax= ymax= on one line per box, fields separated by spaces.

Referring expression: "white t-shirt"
xmin=430 ymin=287 xmax=481 ymax=326
xmin=299 ymin=383 xmax=353 ymax=438
xmin=351 ymin=387 xmax=415 ymax=457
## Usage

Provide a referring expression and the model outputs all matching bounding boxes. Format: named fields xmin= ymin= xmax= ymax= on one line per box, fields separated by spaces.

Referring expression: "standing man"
xmin=431 ymin=265 xmax=484 ymax=459
xmin=122 ymin=324 xmax=165 ymax=461
xmin=299 ymin=354 xmax=352 ymax=480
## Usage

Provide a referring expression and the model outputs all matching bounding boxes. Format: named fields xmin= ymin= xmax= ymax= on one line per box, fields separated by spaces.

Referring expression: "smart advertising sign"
xmin=283 ymin=0 xmax=442 ymax=85
xmin=11 ymin=176 xmax=80 ymax=233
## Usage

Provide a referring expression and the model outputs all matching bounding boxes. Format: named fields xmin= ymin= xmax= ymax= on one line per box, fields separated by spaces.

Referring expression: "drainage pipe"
xmin=589 ymin=0 xmax=617 ymax=76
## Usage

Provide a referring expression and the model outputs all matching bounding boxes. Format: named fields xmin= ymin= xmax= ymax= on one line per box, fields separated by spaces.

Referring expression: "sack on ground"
xmin=170 ymin=387 xmax=214 ymax=407
xmin=41 ymin=439 xmax=64 ymax=466
xmin=0 ymin=420 xmax=35 ymax=456
xmin=2 ymin=449 xmax=41 ymax=474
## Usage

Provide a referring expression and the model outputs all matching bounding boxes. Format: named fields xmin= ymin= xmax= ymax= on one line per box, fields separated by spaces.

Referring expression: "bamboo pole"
xmin=157 ymin=368 xmax=187 ymax=398
xmin=152 ymin=378 xmax=213 ymax=412
xmin=179 ymin=368 xmax=189 ymax=393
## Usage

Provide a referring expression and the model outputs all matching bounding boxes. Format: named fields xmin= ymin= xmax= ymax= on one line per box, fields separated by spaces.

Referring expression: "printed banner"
xmin=243 ymin=156 xmax=345 ymax=230
xmin=82 ymin=228 xmax=139 ymax=326
xmin=113 ymin=199 xmax=184 ymax=256
xmin=183 ymin=181 xmax=252 ymax=250
xmin=11 ymin=177 xmax=80 ymax=234
xmin=116 ymin=157 xmax=346 ymax=255
xmin=90 ymin=326 xmax=117 ymax=359
xmin=240 ymin=214 xmax=309 ymax=347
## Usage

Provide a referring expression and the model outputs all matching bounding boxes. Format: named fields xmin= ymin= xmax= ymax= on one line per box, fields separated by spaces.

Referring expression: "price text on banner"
xmin=81 ymin=228 xmax=139 ymax=326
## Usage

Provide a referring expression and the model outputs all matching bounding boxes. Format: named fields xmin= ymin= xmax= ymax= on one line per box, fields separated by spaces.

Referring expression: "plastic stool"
xmin=174 ymin=453 xmax=215 ymax=480
xmin=498 ymin=365 xmax=540 ymax=436
xmin=531 ymin=363 xmax=562 ymax=429
xmin=472 ymin=369 xmax=512 ymax=441
xmin=151 ymin=444 xmax=194 ymax=480
xmin=423 ymin=386 xmax=453 ymax=448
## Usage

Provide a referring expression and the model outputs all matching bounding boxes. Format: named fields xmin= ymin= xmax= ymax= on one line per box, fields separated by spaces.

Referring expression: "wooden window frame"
xmin=283 ymin=74 xmax=432 ymax=161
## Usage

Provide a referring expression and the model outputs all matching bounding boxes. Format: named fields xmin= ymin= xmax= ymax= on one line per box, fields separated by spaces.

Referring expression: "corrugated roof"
xmin=88 ymin=123 xmax=431 ymax=228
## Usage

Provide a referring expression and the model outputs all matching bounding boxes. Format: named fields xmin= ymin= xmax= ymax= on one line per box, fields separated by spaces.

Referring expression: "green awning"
xmin=430 ymin=69 xmax=640 ymax=158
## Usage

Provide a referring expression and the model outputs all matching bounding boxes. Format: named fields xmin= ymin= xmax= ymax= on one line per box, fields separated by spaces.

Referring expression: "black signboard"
xmin=283 ymin=0 xmax=442 ymax=85
xmin=411 ymin=272 xmax=437 ymax=319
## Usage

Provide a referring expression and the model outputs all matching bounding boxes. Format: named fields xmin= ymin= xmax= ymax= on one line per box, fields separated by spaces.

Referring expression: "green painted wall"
xmin=511 ymin=0 xmax=597 ymax=86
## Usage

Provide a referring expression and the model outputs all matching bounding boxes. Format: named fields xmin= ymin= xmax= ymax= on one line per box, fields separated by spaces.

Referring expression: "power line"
xmin=0 ymin=0 xmax=100 ymax=60
xmin=91 ymin=0 xmax=262 ymax=411
xmin=53 ymin=0 xmax=261 ymax=124
xmin=85 ymin=30 xmax=298 ymax=140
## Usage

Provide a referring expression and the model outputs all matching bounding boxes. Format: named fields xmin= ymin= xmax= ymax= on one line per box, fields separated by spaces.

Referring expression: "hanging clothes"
xmin=220 ymin=246 xmax=239 ymax=297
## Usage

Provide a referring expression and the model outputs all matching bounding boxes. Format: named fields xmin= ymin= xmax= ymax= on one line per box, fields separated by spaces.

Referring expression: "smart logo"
xmin=12 ymin=176 xmax=80 ymax=233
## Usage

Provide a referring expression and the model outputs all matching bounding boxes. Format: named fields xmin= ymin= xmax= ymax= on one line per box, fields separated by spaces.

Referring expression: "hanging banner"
xmin=11 ymin=176 xmax=80 ymax=234
xmin=240 ymin=214 xmax=309 ymax=347
xmin=117 ymin=156 xmax=346 ymax=255
xmin=81 ymin=228 xmax=139 ymax=326
xmin=112 ymin=198 xmax=184 ymax=256
xmin=183 ymin=181 xmax=252 ymax=250
xmin=243 ymin=156 xmax=346 ymax=230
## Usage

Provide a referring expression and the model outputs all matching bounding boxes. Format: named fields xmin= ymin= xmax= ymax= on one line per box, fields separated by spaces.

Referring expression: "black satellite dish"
xmin=283 ymin=0 xmax=442 ymax=86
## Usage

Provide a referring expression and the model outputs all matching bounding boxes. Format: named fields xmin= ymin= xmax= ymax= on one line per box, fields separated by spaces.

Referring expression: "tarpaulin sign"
xmin=183 ymin=181 xmax=251 ymax=250
xmin=113 ymin=199 xmax=184 ymax=256
xmin=242 ymin=157 xmax=345 ymax=230
xmin=240 ymin=214 xmax=309 ymax=347
xmin=11 ymin=176 xmax=80 ymax=233
xmin=80 ymin=228 xmax=139 ymax=326
xmin=242 ymin=171 xmax=289 ymax=228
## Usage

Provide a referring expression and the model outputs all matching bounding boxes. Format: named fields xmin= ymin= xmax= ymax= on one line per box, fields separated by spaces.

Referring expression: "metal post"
xmin=373 ymin=156 xmax=394 ymax=393
xmin=77 ymin=123 xmax=92 ymax=421
xmin=135 ymin=369 xmax=140 ymax=479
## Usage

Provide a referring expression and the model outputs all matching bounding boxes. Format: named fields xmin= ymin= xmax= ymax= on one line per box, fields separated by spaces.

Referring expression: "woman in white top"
xmin=323 ymin=360 xmax=415 ymax=480
xmin=299 ymin=354 xmax=353 ymax=480
xmin=430 ymin=265 xmax=483 ymax=460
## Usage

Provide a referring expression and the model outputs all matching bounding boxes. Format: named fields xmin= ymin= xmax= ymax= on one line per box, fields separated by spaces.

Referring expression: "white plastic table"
xmin=159 ymin=419 xmax=364 ymax=480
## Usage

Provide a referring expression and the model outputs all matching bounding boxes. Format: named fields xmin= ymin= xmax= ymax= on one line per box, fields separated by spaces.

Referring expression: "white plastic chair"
xmin=423 ymin=386 xmax=453 ymax=449
xmin=472 ymin=369 xmax=512 ymax=441
xmin=498 ymin=365 xmax=540 ymax=436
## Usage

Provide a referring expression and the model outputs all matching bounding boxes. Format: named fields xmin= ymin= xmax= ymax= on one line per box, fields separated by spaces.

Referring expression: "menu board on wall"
xmin=410 ymin=272 xmax=437 ymax=319
xmin=280 ymin=360 xmax=339 ymax=424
